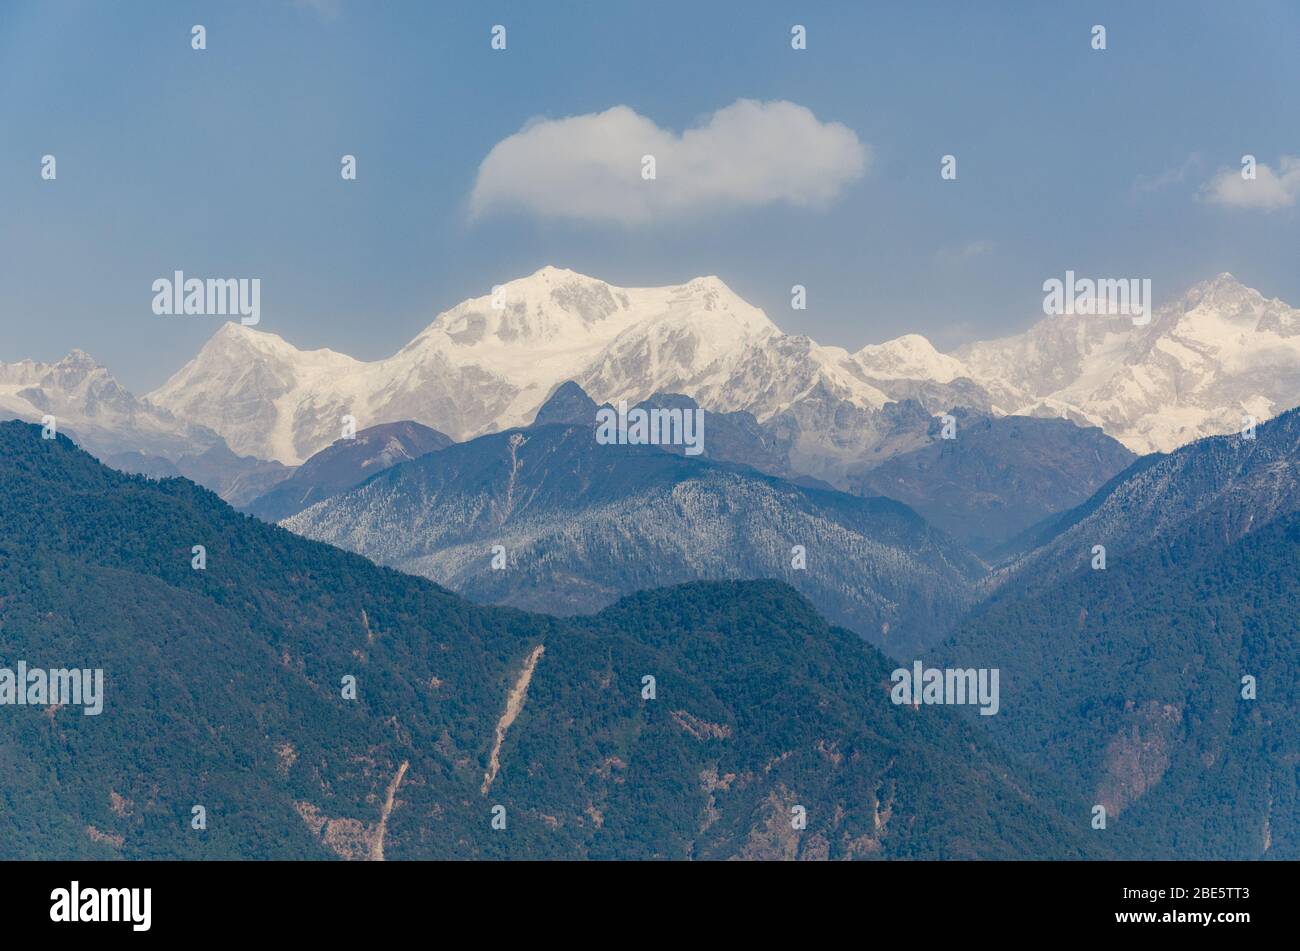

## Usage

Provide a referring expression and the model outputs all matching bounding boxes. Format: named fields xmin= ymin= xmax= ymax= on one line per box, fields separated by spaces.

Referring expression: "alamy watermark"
xmin=595 ymin=400 xmax=704 ymax=456
xmin=50 ymin=881 xmax=150 ymax=931
xmin=152 ymin=271 xmax=260 ymax=326
xmin=890 ymin=661 xmax=999 ymax=716
xmin=0 ymin=662 xmax=103 ymax=715
xmin=1042 ymin=270 xmax=1151 ymax=326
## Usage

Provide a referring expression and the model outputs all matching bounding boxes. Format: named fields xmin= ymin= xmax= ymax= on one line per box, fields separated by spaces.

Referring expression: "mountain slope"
xmin=1003 ymin=404 xmax=1300 ymax=587
xmin=246 ymin=421 xmax=453 ymax=522
xmin=0 ymin=420 xmax=1089 ymax=859
xmin=934 ymin=408 xmax=1300 ymax=858
xmin=850 ymin=409 xmax=1136 ymax=555
xmin=942 ymin=504 xmax=1299 ymax=860
xmin=512 ymin=582 xmax=1095 ymax=860
xmin=283 ymin=419 xmax=985 ymax=655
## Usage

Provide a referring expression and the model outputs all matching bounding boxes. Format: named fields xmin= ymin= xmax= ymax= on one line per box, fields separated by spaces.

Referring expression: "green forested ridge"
xmin=945 ymin=504 xmax=1299 ymax=859
xmin=942 ymin=410 xmax=1300 ymax=859
xmin=0 ymin=421 xmax=1091 ymax=859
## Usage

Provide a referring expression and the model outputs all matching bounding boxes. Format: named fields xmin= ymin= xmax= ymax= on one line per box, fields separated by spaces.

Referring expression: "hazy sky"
xmin=3 ymin=0 xmax=1299 ymax=393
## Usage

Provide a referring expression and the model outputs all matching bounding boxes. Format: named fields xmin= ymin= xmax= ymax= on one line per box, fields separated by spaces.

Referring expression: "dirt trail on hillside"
xmin=370 ymin=759 xmax=409 ymax=861
xmin=481 ymin=644 xmax=545 ymax=794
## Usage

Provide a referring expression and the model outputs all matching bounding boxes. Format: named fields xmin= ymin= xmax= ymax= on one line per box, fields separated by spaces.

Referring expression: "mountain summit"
xmin=143 ymin=269 xmax=1300 ymax=465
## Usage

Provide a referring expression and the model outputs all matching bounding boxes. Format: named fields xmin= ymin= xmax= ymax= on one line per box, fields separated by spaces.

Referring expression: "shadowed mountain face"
xmin=0 ymin=421 xmax=1092 ymax=859
xmin=245 ymin=421 xmax=453 ymax=522
xmin=531 ymin=380 xmax=599 ymax=426
xmin=624 ymin=391 xmax=825 ymax=487
xmin=849 ymin=409 xmax=1136 ymax=556
xmin=533 ymin=383 xmax=828 ymax=487
xmin=284 ymin=417 xmax=987 ymax=656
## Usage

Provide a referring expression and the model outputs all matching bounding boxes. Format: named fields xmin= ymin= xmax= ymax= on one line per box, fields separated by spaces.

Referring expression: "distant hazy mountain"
xmin=143 ymin=268 xmax=1300 ymax=471
xmin=534 ymin=382 xmax=860 ymax=490
xmin=0 ymin=420 xmax=1092 ymax=860
xmin=109 ymin=444 xmax=292 ymax=509
xmin=284 ymin=411 xmax=986 ymax=655
xmin=0 ymin=349 xmax=291 ymax=506
xmin=0 ymin=349 xmax=222 ymax=462
xmin=617 ymin=390 xmax=829 ymax=487
xmin=246 ymin=421 xmax=453 ymax=522
xmin=850 ymin=409 xmax=1136 ymax=555
xmin=595 ymin=384 xmax=1138 ymax=555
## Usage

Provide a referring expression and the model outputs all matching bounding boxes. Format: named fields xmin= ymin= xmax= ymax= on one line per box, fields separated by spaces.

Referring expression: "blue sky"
xmin=2 ymin=0 xmax=1298 ymax=392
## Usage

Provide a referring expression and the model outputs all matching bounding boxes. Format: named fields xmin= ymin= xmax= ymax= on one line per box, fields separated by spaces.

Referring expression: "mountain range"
xmin=7 ymin=376 xmax=1295 ymax=859
xmin=281 ymin=402 xmax=986 ymax=656
xmin=7 ymin=269 xmax=1299 ymax=504
xmin=277 ymin=383 xmax=1142 ymax=651
xmin=138 ymin=268 xmax=1300 ymax=475
xmin=6 ymin=265 xmax=1299 ymax=859
xmin=0 ymin=420 xmax=1095 ymax=860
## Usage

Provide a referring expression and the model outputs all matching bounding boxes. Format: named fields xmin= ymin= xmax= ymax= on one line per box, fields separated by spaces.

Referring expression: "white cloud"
xmin=1132 ymin=153 xmax=1200 ymax=193
xmin=1199 ymin=156 xmax=1300 ymax=211
xmin=936 ymin=239 xmax=994 ymax=263
xmin=469 ymin=99 xmax=869 ymax=224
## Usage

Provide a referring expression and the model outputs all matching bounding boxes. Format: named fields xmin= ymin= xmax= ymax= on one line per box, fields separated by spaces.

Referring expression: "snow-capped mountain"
xmin=957 ymin=273 xmax=1300 ymax=454
xmin=0 ymin=349 xmax=222 ymax=461
xmin=144 ymin=267 xmax=1300 ymax=466
xmin=0 ymin=350 xmax=298 ymax=505
xmin=147 ymin=267 xmax=889 ymax=465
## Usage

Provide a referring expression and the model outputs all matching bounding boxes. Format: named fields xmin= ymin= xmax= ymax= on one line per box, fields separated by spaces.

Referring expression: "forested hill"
xmin=0 ymin=420 xmax=1091 ymax=859
xmin=944 ymin=494 xmax=1299 ymax=859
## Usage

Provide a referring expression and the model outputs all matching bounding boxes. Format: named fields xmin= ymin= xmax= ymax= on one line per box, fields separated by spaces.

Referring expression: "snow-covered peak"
xmin=0 ymin=350 xmax=220 ymax=461
xmin=57 ymin=348 xmax=100 ymax=371
xmin=1165 ymin=271 xmax=1300 ymax=337
xmin=1181 ymin=271 xmax=1252 ymax=307
xmin=854 ymin=333 xmax=970 ymax=383
xmin=136 ymin=268 xmax=1300 ymax=465
xmin=418 ymin=267 xmax=636 ymax=351
xmin=416 ymin=267 xmax=777 ymax=356
xmin=1173 ymin=272 xmax=1267 ymax=324
xmin=204 ymin=321 xmax=330 ymax=361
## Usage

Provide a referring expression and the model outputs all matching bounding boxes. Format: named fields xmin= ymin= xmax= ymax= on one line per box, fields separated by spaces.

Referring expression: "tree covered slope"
xmin=0 ymin=420 xmax=1090 ymax=859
